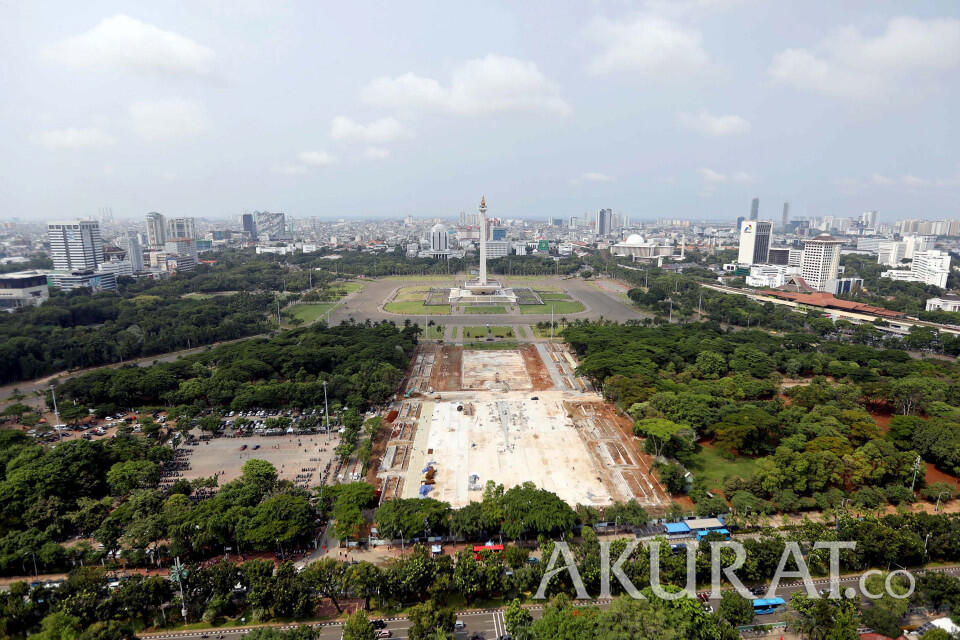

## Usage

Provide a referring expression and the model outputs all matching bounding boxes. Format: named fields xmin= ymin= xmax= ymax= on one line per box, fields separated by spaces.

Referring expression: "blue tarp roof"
xmin=664 ymin=522 xmax=691 ymax=534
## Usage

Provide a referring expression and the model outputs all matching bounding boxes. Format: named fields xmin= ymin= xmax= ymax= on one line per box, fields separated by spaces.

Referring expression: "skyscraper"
xmin=145 ymin=212 xmax=167 ymax=247
xmin=596 ymin=208 xmax=611 ymax=236
xmin=255 ymin=211 xmax=287 ymax=240
xmin=126 ymin=233 xmax=144 ymax=272
xmin=47 ymin=220 xmax=104 ymax=270
xmin=860 ymin=210 xmax=878 ymax=228
xmin=241 ymin=213 xmax=257 ymax=240
xmin=800 ymin=235 xmax=843 ymax=292
xmin=737 ymin=220 xmax=772 ymax=265
xmin=749 ymin=198 xmax=759 ymax=221
xmin=167 ymin=217 xmax=197 ymax=240
xmin=781 ymin=202 xmax=790 ymax=229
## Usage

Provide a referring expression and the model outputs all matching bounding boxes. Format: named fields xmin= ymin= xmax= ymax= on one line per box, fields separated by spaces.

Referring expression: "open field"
xmin=288 ymin=303 xmax=337 ymax=324
xmin=539 ymin=292 xmax=572 ymax=301
xmin=519 ymin=300 xmax=585 ymax=314
xmin=392 ymin=286 xmax=432 ymax=301
xmin=688 ymin=443 xmax=760 ymax=490
xmin=384 ymin=300 xmax=451 ymax=315
xmin=464 ymin=326 xmax=514 ymax=339
xmin=378 ymin=343 xmax=668 ymax=510
xmin=337 ymin=281 xmax=365 ymax=294
xmin=464 ymin=305 xmax=508 ymax=314
xmin=175 ymin=434 xmax=339 ymax=488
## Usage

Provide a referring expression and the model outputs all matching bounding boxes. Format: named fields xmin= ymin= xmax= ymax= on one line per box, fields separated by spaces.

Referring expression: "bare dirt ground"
xmin=430 ymin=345 xmax=463 ymax=391
xmin=461 ymin=350 xmax=532 ymax=390
xmin=519 ymin=343 xmax=554 ymax=390
xmin=179 ymin=434 xmax=339 ymax=487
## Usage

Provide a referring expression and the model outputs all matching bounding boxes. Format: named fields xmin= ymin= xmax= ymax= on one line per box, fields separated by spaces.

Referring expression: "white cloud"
xmin=577 ymin=172 xmax=614 ymax=183
xmin=129 ymin=99 xmax=206 ymax=141
xmin=869 ymin=167 xmax=960 ymax=189
xmin=677 ymin=110 xmax=750 ymax=136
xmin=360 ymin=55 xmax=570 ymax=116
xmin=297 ymin=151 xmax=337 ymax=167
xmin=584 ymin=15 xmax=711 ymax=75
xmin=271 ymin=164 xmax=308 ymax=175
xmin=330 ymin=116 xmax=409 ymax=143
xmin=42 ymin=15 xmax=215 ymax=76
xmin=364 ymin=147 xmax=390 ymax=160
xmin=698 ymin=168 xmax=754 ymax=184
xmin=769 ymin=16 xmax=960 ymax=98
xmin=34 ymin=127 xmax=115 ymax=150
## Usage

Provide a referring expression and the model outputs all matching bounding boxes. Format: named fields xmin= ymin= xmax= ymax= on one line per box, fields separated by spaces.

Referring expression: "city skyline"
xmin=3 ymin=1 xmax=959 ymax=221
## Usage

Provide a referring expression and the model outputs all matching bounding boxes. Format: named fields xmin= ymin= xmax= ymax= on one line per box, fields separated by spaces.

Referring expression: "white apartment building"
xmin=878 ymin=241 xmax=906 ymax=266
xmin=881 ymin=249 xmax=951 ymax=288
xmin=47 ymin=220 xmax=104 ymax=271
xmin=800 ymin=235 xmax=843 ymax=292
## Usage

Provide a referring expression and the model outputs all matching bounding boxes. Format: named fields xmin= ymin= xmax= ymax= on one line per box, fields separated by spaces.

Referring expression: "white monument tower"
xmin=478 ymin=195 xmax=488 ymax=286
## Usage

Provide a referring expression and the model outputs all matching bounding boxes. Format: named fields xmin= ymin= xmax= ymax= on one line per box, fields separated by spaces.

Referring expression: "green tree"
xmin=341 ymin=611 xmax=376 ymax=640
xmin=407 ymin=601 xmax=456 ymax=640
xmin=106 ymin=460 xmax=159 ymax=495
xmin=633 ymin=418 xmax=690 ymax=459
xmin=504 ymin=598 xmax=533 ymax=636
xmin=300 ymin=558 xmax=349 ymax=614
xmin=717 ymin=591 xmax=753 ymax=626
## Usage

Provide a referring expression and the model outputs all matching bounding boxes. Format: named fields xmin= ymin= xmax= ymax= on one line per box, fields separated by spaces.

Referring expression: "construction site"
xmin=372 ymin=344 xmax=669 ymax=510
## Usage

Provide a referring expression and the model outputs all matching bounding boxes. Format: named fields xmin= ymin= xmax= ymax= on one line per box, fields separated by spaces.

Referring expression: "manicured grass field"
xmin=463 ymin=306 xmax=508 ymax=314
xmin=519 ymin=300 xmax=585 ymax=314
xmin=464 ymin=326 xmax=514 ymax=339
xmin=384 ymin=300 xmax=450 ymax=315
xmin=337 ymin=281 xmax=365 ymax=294
xmin=418 ymin=324 xmax=444 ymax=339
xmin=288 ymin=303 xmax=338 ymax=324
xmin=392 ymin=286 xmax=432 ymax=302
xmin=687 ymin=443 xmax=760 ymax=490
xmin=531 ymin=322 xmax=570 ymax=338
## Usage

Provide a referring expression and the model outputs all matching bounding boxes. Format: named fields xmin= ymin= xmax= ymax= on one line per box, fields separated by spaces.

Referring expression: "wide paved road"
xmin=139 ymin=566 xmax=960 ymax=640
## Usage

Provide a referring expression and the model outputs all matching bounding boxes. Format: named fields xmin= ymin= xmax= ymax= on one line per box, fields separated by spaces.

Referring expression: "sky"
xmin=1 ymin=0 xmax=959 ymax=223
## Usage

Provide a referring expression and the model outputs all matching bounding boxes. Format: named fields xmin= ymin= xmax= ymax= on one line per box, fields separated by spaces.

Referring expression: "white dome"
xmin=625 ymin=234 xmax=645 ymax=245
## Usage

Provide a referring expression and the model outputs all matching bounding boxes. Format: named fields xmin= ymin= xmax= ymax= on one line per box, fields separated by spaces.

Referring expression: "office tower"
xmin=596 ymin=208 xmax=611 ymax=236
xmin=569 ymin=216 xmax=578 ymax=229
xmin=737 ymin=220 xmax=772 ymax=265
xmin=750 ymin=197 xmax=759 ymax=221
xmin=430 ymin=223 xmax=449 ymax=259
xmin=736 ymin=216 xmax=745 ymax=231
xmin=912 ymin=250 xmax=951 ymax=288
xmin=781 ymin=202 xmax=790 ymax=229
xmin=145 ymin=212 xmax=167 ymax=247
xmin=127 ymin=233 xmax=144 ymax=272
xmin=860 ymin=210 xmax=877 ymax=228
xmin=241 ymin=213 xmax=257 ymax=240
xmin=47 ymin=220 xmax=104 ymax=270
xmin=255 ymin=211 xmax=287 ymax=240
xmin=800 ymin=235 xmax=843 ymax=292
xmin=167 ymin=217 xmax=197 ymax=240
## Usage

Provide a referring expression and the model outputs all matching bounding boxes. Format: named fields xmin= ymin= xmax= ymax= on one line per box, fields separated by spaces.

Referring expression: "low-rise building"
xmin=0 ymin=270 xmax=49 ymax=311
xmin=47 ymin=269 xmax=116 ymax=292
xmin=926 ymin=294 xmax=960 ymax=312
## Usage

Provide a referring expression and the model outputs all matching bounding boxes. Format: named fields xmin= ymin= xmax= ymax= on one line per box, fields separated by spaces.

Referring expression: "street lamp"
xmin=49 ymin=385 xmax=61 ymax=441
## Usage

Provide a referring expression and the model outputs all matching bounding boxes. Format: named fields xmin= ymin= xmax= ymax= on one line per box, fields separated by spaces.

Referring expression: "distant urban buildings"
xmin=429 ymin=223 xmax=449 ymax=259
xmin=881 ymin=249 xmax=951 ymax=288
xmin=0 ymin=271 xmax=49 ymax=310
xmin=255 ymin=211 xmax=288 ymax=241
xmin=749 ymin=197 xmax=759 ymax=221
xmin=596 ymin=208 xmax=611 ymax=236
xmin=145 ymin=212 xmax=167 ymax=247
xmin=167 ymin=217 xmax=197 ymax=240
xmin=781 ymin=202 xmax=790 ymax=229
xmin=241 ymin=213 xmax=257 ymax=240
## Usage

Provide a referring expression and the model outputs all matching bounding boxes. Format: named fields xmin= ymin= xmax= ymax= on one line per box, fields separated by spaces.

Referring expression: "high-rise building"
xmin=127 ymin=233 xmax=144 ymax=272
xmin=569 ymin=216 xmax=578 ymax=229
xmin=737 ymin=220 xmax=772 ymax=265
xmin=429 ymin=223 xmax=449 ymax=259
xmin=145 ymin=212 xmax=167 ymax=247
xmin=47 ymin=220 xmax=104 ymax=271
xmin=881 ymin=250 xmax=950 ymax=288
xmin=255 ymin=211 xmax=287 ymax=240
xmin=749 ymin=198 xmax=759 ymax=221
xmin=902 ymin=234 xmax=934 ymax=260
xmin=596 ymin=208 xmax=611 ymax=236
xmin=167 ymin=217 xmax=197 ymax=240
xmin=736 ymin=216 xmax=745 ymax=231
xmin=800 ymin=235 xmax=843 ymax=292
xmin=781 ymin=202 xmax=790 ymax=229
xmin=241 ymin=213 xmax=257 ymax=240
xmin=860 ymin=210 xmax=877 ymax=228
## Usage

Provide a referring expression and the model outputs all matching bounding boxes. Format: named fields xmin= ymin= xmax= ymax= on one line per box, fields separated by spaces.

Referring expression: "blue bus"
xmin=752 ymin=597 xmax=786 ymax=615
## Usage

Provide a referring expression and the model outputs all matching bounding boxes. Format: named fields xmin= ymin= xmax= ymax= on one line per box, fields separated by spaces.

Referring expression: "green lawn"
xmin=539 ymin=292 xmax=572 ymax=301
xmin=531 ymin=322 xmax=570 ymax=338
xmin=519 ymin=300 xmax=585 ymax=315
xmin=419 ymin=324 xmax=444 ymax=339
xmin=464 ymin=326 xmax=514 ymax=339
xmin=463 ymin=305 xmax=508 ymax=314
xmin=392 ymin=286 xmax=432 ymax=302
xmin=337 ymin=281 xmax=365 ymax=294
xmin=686 ymin=444 xmax=760 ymax=490
xmin=287 ymin=303 xmax=337 ymax=325
xmin=384 ymin=300 xmax=450 ymax=315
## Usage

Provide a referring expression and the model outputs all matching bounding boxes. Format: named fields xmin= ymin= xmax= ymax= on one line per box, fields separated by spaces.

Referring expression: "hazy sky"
xmin=2 ymin=1 xmax=959 ymax=223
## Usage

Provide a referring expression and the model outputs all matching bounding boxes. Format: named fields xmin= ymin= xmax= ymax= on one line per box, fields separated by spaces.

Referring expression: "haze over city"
xmin=3 ymin=0 xmax=959 ymax=221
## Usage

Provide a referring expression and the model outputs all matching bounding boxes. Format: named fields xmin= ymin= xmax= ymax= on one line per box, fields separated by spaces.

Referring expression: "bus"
xmin=752 ymin=597 xmax=786 ymax=615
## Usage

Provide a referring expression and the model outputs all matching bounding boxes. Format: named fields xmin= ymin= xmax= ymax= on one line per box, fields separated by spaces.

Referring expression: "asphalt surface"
xmin=139 ymin=566 xmax=960 ymax=640
xmin=328 ymin=276 xmax=649 ymax=326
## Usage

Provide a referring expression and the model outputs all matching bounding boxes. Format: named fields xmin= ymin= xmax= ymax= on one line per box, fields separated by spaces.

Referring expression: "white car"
xmin=454 ymin=621 xmax=466 ymax=630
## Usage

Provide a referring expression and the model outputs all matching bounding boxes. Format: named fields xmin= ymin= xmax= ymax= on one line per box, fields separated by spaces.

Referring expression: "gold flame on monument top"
xmin=480 ymin=195 xmax=486 ymax=211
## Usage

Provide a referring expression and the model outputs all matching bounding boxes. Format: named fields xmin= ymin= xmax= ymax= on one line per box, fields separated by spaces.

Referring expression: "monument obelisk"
xmin=478 ymin=195 xmax=488 ymax=286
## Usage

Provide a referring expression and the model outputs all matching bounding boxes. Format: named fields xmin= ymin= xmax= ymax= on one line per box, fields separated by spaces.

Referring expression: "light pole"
xmin=323 ymin=380 xmax=330 ymax=443
xmin=171 ymin=557 xmax=188 ymax=622
xmin=49 ymin=385 xmax=61 ymax=441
